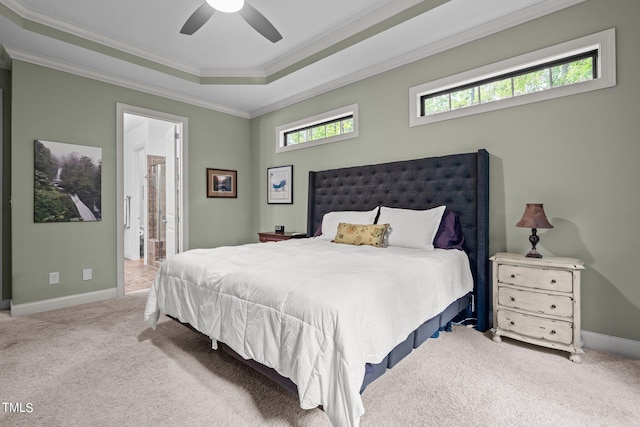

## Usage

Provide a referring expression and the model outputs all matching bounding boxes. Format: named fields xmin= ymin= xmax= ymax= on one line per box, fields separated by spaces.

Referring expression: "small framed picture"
xmin=207 ymin=168 xmax=237 ymax=198
xmin=267 ymin=165 xmax=293 ymax=204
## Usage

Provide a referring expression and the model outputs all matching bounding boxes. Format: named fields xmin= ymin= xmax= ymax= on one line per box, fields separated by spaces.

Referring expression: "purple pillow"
xmin=433 ymin=209 xmax=465 ymax=250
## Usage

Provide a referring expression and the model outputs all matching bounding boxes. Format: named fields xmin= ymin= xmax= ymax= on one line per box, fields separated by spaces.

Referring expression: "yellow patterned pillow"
xmin=333 ymin=223 xmax=390 ymax=247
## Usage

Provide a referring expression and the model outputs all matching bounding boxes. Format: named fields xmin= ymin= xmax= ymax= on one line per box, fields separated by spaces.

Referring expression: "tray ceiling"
xmin=0 ymin=0 xmax=584 ymax=117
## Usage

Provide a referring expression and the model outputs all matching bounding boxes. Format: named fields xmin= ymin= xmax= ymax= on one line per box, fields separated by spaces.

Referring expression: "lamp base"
xmin=525 ymin=249 xmax=543 ymax=258
xmin=526 ymin=228 xmax=543 ymax=258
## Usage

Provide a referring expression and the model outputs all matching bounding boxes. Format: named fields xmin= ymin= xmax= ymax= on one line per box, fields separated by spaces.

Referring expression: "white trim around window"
xmin=276 ymin=103 xmax=359 ymax=153
xmin=409 ymin=28 xmax=616 ymax=127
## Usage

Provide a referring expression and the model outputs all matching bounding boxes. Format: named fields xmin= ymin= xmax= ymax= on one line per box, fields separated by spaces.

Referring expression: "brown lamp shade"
xmin=516 ymin=203 xmax=553 ymax=229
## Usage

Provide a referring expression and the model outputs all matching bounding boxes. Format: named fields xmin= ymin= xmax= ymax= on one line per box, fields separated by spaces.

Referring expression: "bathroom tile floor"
xmin=125 ymin=259 xmax=157 ymax=293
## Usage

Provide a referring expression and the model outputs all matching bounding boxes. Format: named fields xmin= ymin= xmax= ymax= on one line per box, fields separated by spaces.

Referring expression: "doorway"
xmin=116 ymin=104 xmax=189 ymax=296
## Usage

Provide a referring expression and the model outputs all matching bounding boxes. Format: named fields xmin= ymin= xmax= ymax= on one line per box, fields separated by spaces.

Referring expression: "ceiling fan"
xmin=180 ymin=0 xmax=282 ymax=43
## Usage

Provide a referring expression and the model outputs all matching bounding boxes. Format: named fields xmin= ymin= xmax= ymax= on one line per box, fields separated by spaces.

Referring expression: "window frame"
xmin=276 ymin=104 xmax=359 ymax=153
xmin=409 ymin=28 xmax=616 ymax=127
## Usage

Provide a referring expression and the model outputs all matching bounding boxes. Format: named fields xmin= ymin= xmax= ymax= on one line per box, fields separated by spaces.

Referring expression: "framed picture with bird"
xmin=267 ymin=165 xmax=293 ymax=204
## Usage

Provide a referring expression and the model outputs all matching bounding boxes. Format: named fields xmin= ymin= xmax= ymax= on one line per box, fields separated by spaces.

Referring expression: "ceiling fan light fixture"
xmin=206 ymin=0 xmax=244 ymax=13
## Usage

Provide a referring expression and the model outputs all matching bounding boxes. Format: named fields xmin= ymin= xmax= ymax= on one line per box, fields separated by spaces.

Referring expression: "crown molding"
xmin=248 ymin=0 xmax=587 ymax=117
xmin=262 ymin=0 xmax=423 ymax=75
xmin=2 ymin=0 xmax=583 ymax=87
xmin=0 ymin=0 xmax=205 ymax=76
xmin=3 ymin=0 xmax=587 ymax=118
xmin=5 ymin=47 xmax=250 ymax=118
xmin=0 ymin=0 xmax=443 ymax=83
xmin=0 ymin=0 xmax=24 ymax=16
xmin=0 ymin=45 xmax=11 ymax=69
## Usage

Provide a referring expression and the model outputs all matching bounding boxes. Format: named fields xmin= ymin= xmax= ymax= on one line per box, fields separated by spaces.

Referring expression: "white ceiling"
xmin=0 ymin=0 xmax=583 ymax=118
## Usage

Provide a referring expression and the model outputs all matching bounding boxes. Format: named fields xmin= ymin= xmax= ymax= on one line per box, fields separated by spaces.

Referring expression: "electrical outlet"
xmin=48 ymin=272 xmax=60 ymax=285
xmin=82 ymin=268 xmax=92 ymax=281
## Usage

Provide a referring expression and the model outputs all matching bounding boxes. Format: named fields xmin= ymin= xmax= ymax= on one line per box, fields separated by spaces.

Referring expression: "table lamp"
xmin=516 ymin=203 xmax=553 ymax=258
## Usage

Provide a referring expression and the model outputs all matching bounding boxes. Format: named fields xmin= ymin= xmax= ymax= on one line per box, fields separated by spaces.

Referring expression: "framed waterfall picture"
xmin=34 ymin=139 xmax=102 ymax=223
xmin=267 ymin=165 xmax=293 ymax=204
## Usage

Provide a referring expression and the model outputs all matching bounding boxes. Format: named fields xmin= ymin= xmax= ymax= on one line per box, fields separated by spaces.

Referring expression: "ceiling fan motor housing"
xmin=206 ymin=0 xmax=244 ymax=13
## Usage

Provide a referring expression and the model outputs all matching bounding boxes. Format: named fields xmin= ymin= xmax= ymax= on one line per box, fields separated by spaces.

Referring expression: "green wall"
xmin=11 ymin=61 xmax=251 ymax=305
xmin=251 ymin=0 xmax=640 ymax=341
xmin=7 ymin=0 xmax=639 ymax=342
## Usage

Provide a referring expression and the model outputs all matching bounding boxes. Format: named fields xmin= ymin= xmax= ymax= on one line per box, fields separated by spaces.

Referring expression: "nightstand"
xmin=490 ymin=252 xmax=585 ymax=362
xmin=257 ymin=231 xmax=305 ymax=243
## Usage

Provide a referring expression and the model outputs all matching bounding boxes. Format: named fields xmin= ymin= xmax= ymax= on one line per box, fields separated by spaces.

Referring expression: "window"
xmin=276 ymin=104 xmax=359 ymax=153
xmin=409 ymin=29 xmax=616 ymax=127
xmin=284 ymin=116 xmax=354 ymax=146
xmin=422 ymin=51 xmax=597 ymax=116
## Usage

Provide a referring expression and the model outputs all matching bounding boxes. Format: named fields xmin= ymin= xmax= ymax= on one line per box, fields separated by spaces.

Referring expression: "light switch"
xmin=49 ymin=272 xmax=60 ymax=285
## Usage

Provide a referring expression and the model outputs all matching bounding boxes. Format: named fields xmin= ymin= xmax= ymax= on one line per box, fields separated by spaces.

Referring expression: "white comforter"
xmin=144 ymin=238 xmax=473 ymax=427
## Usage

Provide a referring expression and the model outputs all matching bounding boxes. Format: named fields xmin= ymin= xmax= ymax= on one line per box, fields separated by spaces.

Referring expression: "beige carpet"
xmin=1 ymin=291 xmax=639 ymax=427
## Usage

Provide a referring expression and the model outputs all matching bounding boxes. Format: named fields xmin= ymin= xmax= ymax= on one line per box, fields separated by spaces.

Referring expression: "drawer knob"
xmin=510 ymin=321 xmax=515 ymax=325
xmin=550 ymin=279 xmax=557 ymax=284
xmin=550 ymin=330 xmax=557 ymax=335
xmin=510 ymin=274 xmax=516 ymax=279
xmin=550 ymin=304 xmax=557 ymax=309
xmin=510 ymin=297 xmax=515 ymax=302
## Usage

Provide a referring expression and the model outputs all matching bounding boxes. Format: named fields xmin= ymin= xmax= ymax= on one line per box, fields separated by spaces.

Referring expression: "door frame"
xmin=0 ymin=89 xmax=5 ymax=310
xmin=116 ymin=103 xmax=189 ymax=297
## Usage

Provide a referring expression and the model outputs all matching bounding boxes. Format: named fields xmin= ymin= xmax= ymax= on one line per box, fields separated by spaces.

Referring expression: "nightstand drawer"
xmin=498 ymin=287 xmax=573 ymax=318
xmin=497 ymin=309 xmax=573 ymax=345
xmin=498 ymin=264 xmax=573 ymax=292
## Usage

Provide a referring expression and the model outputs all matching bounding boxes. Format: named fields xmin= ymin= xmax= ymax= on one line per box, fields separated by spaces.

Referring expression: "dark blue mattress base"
xmin=220 ymin=343 xmax=300 ymax=394
xmin=199 ymin=292 xmax=472 ymax=396
xmin=360 ymin=293 xmax=471 ymax=392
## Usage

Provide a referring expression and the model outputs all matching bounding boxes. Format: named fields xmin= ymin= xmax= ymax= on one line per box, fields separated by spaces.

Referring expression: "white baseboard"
xmin=583 ymin=330 xmax=640 ymax=360
xmin=6 ymin=292 xmax=639 ymax=360
xmin=10 ymin=288 xmax=117 ymax=317
xmin=1 ymin=298 xmax=10 ymax=311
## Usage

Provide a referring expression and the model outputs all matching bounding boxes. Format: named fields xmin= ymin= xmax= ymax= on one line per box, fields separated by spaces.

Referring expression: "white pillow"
xmin=377 ymin=205 xmax=446 ymax=250
xmin=317 ymin=208 xmax=379 ymax=241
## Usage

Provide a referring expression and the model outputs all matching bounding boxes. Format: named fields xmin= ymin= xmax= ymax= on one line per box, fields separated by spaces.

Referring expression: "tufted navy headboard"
xmin=307 ymin=149 xmax=491 ymax=331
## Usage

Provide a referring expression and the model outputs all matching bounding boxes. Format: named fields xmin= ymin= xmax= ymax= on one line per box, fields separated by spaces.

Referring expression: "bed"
xmin=144 ymin=149 xmax=490 ymax=427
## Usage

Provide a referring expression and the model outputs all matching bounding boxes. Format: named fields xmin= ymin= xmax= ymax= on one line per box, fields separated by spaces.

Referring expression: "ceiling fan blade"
xmin=238 ymin=3 xmax=282 ymax=43
xmin=180 ymin=3 xmax=215 ymax=35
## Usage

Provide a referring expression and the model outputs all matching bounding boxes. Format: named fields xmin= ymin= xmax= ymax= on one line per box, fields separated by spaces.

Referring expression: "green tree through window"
xmin=421 ymin=50 xmax=596 ymax=116
xmin=284 ymin=116 xmax=354 ymax=147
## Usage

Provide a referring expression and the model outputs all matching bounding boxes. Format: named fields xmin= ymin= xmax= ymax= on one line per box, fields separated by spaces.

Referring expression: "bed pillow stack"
xmin=377 ymin=205 xmax=446 ymax=250
xmin=317 ymin=207 xmax=379 ymax=241
xmin=317 ymin=205 xmax=463 ymax=250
